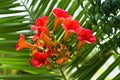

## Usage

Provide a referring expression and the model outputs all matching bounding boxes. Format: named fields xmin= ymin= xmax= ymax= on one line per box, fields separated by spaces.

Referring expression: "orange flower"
xmin=35 ymin=16 xmax=48 ymax=26
xmin=16 ymin=34 xmax=34 ymax=51
xmin=31 ymin=52 xmax=48 ymax=68
xmin=52 ymin=8 xmax=71 ymax=31
xmin=32 ymin=27 xmax=55 ymax=50
xmin=32 ymin=27 xmax=45 ymax=41
xmin=62 ymin=18 xmax=79 ymax=32
xmin=75 ymin=27 xmax=96 ymax=44
xmin=62 ymin=18 xmax=79 ymax=40
xmin=31 ymin=16 xmax=49 ymax=36
xmin=15 ymin=8 xmax=97 ymax=69
xmin=75 ymin=27 xmax=96 ymax=49
xmin=41 ymin=33 xmax=54 ymax=50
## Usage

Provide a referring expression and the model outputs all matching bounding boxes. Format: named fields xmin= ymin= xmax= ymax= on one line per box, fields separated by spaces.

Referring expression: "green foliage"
xmin=0 ymin=0 xmax=120 ymax=80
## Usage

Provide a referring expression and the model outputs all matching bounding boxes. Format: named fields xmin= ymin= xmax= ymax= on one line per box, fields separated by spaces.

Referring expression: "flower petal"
xmin=31 ymin=25 xmax=41 ymax=31
xmin=76 ymin=27 xmax=96 ymax=44
xmin=32 ymin=34 xmax=40 ymax=41
xmin=52 ymin=8 xmax=69 ymax=18
xmin=62 ymin=18 xmax=79 ymax=32
xmin=31 ymin=58 xmax=43 ymax=68
xmin=16 ymin=34 xmax=34 ymax=51
xmin=53 ymin=18 xmax=63 ymax=31
xmin=31 ymin=52 xmax=48 ymax=68
xmin=33 ymin=52 xmax=48 ymax=60
xmin=88 ymin=36 xmax=96 ymax=44
xmin=35 ymin=16 xmax=49 ymax=26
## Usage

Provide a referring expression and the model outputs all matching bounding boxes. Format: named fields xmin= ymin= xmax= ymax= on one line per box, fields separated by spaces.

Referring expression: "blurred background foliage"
xmin=0 ymin=0 xmax=120 ymax=80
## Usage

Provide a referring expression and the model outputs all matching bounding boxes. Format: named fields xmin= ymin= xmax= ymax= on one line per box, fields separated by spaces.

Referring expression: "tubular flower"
xmin=62 ymin=18 xmax=79 ymax=32
xmin=16 ymin=34 xmax=34 ymax=51
xmin=41 ymin=33 xmax=55 ymax=50
xmin=33 ymin=33 xmax=54 ymax=50
xmin=16 ymin=8 xmax=96 ymax=69
xmin=35 ymin=16 xmax=49 ymax=26
xmin=31 ymin=16 xmax=54 ymax=49
xmin=52 ymin=8 xmax=70 ymax=31
xmin=31 ymin=16 xmax=51 ymax=42
xmin=76 ymin=27 xmax=96 ymax=43
xmin=62 ymin=18 xmax=79 ymax=40
xmin=32 ymin=27 xmax=46 ymax=41
xmin=31 ymin=16 xmax=49 ymax=36
xmin=75 ymin=27 xmax=96 ymax=49
xmin=31 ymin=52 xmax=48 ymax=68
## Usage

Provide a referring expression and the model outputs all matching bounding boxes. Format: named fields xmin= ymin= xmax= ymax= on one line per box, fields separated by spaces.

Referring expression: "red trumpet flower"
xmin=75 ymin=27 xmax=96 ymax=49
xmin=62 ymin=18 xmax=79 ymax=32
xmin=16 ymin=7 xmax=97 ymax=69
xmin=32 ymin=27 xmax=46 ymax=41
xmin=52 ymin=8 xmax=70 ymax=31
xmin=31 ymin=16 xmax=49 ymax=37
xmin=62 ymin=18 xmax=79 ymax=40
xmin=31 ymin=52 xmax=48 ymax=68
xmin=76 ymin=27 xmax=96 ymax=44
xmin=16 ymin=34 xmax=34 ymax=51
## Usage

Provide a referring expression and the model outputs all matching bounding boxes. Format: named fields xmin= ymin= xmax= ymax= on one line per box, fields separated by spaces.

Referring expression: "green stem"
xmin=59 ymin=67 xmax=67 ymax=80
xmin=20 ymin=0 xmax=35 ymax=21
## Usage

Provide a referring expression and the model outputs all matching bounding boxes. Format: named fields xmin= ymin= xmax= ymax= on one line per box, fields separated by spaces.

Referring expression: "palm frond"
xmin=0 ymin=0 xmax=120 ymax=80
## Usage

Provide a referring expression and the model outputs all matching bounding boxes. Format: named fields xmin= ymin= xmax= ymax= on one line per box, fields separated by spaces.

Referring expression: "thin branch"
xmin=20 ymin=0 xmax=35 ymax=21
xmin=59 ymin=67 xmax=67 ymax=80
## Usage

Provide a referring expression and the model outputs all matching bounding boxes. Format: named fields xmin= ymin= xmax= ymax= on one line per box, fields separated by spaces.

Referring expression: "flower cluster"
xmin=16 ymin=8 xmax=96 ymax=68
